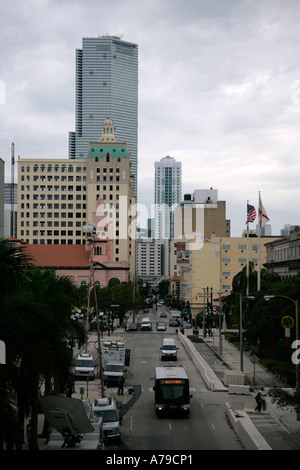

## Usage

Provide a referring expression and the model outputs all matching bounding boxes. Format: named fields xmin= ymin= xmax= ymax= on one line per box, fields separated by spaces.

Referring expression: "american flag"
xmin=246 ymin=203 xmax=256 ymax=224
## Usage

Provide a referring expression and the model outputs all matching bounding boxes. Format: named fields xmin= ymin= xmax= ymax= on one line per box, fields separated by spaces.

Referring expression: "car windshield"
xmin=105 ymin=364 xmax=124 ymax=372
xmin=163 ymin=345 xmax=176 ymax=350
xmin=94 ymin=409 xmax=118 ymax=422
xmin=75 ymin=360 xmax=94 ymax=367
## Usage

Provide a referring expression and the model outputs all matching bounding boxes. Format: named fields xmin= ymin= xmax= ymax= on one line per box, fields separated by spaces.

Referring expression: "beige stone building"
xmin=169 ymin=188 xmax=230 ymax=301
xmin=264 ymin=232 xmax=300 ymax=278
xmin=180 ymin=235 xmax=279 ymax=319
xmin=17 ymin=118 xmax=136 ymax=273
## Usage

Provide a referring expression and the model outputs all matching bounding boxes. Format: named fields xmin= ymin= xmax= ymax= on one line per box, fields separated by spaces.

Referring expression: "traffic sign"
xmin=281 ymin=315 xmax=294 ymax=329
xmin=250 ymin=354 xmax=259 ymax=364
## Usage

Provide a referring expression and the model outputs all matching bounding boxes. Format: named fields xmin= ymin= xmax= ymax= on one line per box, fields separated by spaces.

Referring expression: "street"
xmin=75 ymin=306 xmax=244 ymax=450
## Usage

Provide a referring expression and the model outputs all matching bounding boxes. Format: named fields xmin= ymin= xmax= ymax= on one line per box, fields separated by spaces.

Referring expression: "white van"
xmin=92 ymin=397 xmax=122 ymax=443
xmin=74 ymin=353 xmax=95 ymax=380
xmin=141 ymin=317 xmax=152 ymax=331
xmin=160 ymin=338 xmax=178 ymax=361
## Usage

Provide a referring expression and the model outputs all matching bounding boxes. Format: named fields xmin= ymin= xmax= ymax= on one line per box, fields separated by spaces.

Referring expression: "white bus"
xmin=153 ymin=366 xmax=192 ymax=416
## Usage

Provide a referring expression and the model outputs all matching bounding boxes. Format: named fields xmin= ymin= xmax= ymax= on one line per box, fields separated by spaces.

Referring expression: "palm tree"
xmin=0 ymin=239 xmax=86 ymax=449
xmin=0 ymin=238 xmax=34 ymax=449
xmin=16 ymin=268 xmax=86 ymax=449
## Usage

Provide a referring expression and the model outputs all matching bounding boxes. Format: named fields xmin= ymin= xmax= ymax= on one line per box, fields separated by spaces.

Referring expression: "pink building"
xmin=11 ymin=238 xmax=129 ymax=287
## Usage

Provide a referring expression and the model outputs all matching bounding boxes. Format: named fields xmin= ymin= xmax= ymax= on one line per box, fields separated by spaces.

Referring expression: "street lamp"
xmin=83 ymin=223 xmax=105 ymax=397
xmin=239 ymin=295 xmax=255 ymax=372
xmin=228 ymin=292 xmax=255 ymax=370
xmin=217 ymin=291 xmax=224 ymax=355
xmin=264 ymin=294 xmax=299 ymax=419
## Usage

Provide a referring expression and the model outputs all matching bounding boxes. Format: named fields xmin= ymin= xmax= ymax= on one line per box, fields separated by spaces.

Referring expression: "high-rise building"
xmin=154 ymin=155 xmax=182 ymax=240
xmin=175 ymin=189 xmax=231 ymax=241
xmin=17 ymin=118 xmax=136 ymax=273
xmin=4 ymin=183 xmax=18 ymax=238
xmin=68 ymin=35 xmax=138 ymax=195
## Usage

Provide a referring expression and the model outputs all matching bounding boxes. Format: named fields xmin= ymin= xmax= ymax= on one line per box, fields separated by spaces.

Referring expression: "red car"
xmin=128 ymin=323 xmax=137 ymax=331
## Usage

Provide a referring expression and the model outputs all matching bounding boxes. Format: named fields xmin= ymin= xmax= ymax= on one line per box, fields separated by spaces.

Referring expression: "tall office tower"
xmin=154 ymin=155 xmax=182 ymax=240
xmin=17 ymin=118 xmax=136 ymax=273
xmin=68 ymin=35 xmax=138 ymax=195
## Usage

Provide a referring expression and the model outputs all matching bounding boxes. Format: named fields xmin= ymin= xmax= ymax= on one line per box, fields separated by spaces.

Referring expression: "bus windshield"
xmin=155 ymin=379 xmax=188 ymax=403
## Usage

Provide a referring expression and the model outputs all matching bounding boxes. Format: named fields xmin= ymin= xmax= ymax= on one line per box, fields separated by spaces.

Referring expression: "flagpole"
xmin=258 ymin=192 xmax=261 ymax=291
xmin=246 ymin=201 xmax=249 ymax=296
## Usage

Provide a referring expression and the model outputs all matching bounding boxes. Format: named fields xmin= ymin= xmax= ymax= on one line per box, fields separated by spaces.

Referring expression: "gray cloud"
xmin=0 ymin=0 xmax=299 ymax=236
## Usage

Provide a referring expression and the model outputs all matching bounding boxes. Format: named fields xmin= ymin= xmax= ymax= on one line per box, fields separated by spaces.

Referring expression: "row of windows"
xmin=21 ymin=204 xmax=86 ymax=209
xmin=20 ymin=221 xmax=83 ymax=228
xmin=222 ymin=244 xmax=258 ymax=252
xmin=21 ymin=194 xmax=86 ymax=201
xmin=96 ymin=175 xmax=120 ymax=182
xmin=20 ymin=165 xmax=86 ymax=173
xmin=21 ymin=175 xmax=86 ymax=182
xmin=21 ymin=185 xmax=86 ymax=192
xmin=222 ymin=258 xmax=258 ymax=264
xmin=96 ymin=167 xmax=120 ymax=173
xmin=20 ymin=212 xmax=86 ymax=219
xmin=270 ymin=244 xmax=300 ymax=261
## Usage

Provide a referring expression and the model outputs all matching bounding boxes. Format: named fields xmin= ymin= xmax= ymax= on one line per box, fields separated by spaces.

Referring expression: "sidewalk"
xmin=200 ymin=331 xmax=300 ymax=445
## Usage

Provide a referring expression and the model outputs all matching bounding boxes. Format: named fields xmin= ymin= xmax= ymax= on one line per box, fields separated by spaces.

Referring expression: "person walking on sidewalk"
xmin=255 ymin=391 xmax=262 ymax=412
xmin=260 ymin=387 xmax=266 ymax=411
xmin=255 ymin=388 xmax=266 ymax=412
xmin=118 ymin=376 xmax=124 ymax=395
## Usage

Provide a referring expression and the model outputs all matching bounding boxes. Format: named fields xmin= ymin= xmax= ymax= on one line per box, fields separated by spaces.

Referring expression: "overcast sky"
xmin=0 ymin=0 xmax=299 ymax=236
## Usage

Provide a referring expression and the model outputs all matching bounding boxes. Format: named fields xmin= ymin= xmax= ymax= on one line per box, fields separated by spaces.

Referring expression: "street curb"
xmin=178 ymin=331 xmax=227 ymax=391
xmin=225 ymin=403 xmax=272 ymax=450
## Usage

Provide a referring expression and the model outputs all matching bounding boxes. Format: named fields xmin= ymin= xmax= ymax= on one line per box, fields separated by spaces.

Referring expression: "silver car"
xmin=156 ymin=321 xmax=166 ymax=331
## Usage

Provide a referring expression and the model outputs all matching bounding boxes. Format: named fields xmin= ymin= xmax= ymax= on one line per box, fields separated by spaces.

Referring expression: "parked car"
xmin=181 ymin=322 xmax=192 ymax=329
xmin=160 ymin=312 xmax=167 ymax=318
xmin=156 ymin=321 xmax=166 ymax=331
xmin=127 ymin=323 xmax=137 ymax=331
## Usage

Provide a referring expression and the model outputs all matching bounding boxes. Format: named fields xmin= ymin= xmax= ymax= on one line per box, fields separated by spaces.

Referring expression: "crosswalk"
xmin=248 ymin=412 xmax=299 ymax=450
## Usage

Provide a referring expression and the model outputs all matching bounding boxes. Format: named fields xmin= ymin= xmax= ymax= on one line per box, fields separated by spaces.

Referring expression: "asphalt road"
xmin=106 ymin=307 xmax=244 ymax=451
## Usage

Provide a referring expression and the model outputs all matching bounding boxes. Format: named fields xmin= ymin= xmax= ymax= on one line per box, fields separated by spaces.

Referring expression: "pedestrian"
xmin=26 ymin=421 xmax=32 ymax=446
xmin=118 ymin=375 xmax=124 ymax=395
xmin=255 ymin=388 xmax=266 ymax=412
xmin=259 ymin=387 xmax=266 ymax=411
xmin=255 ymin=391 xmax=262 ymax=412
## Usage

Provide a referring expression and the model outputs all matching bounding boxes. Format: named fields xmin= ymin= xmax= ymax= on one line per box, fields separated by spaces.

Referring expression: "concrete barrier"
xmin=228 ymin=384 xmax=250 ymax=394
xmin=225 ymin=403 xmax=271 ymax=450
xmin=178 ymin=332 xmax=227 ymax=391
xmin=224 ymin=370 xmax=245 ymax=385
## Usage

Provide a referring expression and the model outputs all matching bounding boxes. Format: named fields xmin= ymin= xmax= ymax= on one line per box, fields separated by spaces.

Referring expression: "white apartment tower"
xmin=154 ymin=155 xmax=182 ymax=240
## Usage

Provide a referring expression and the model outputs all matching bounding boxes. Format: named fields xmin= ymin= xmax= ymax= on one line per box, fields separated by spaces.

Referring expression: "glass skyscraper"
xmin=69 ymin=35 xmax=138 ymax=194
